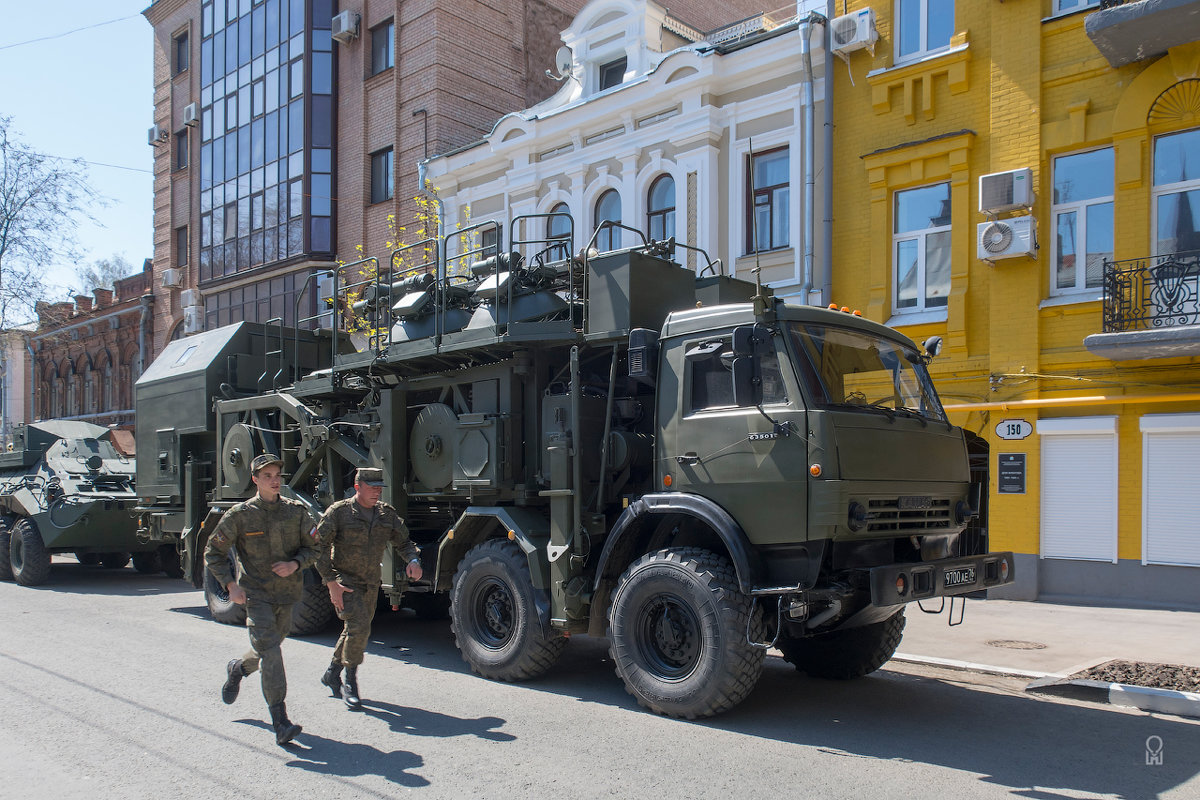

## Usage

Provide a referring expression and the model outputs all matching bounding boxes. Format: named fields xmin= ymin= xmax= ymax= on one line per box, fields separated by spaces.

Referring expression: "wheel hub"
xmin=641 ymin=595 xmax=700 ymax=678
xmin=474 ymin=578 xmax=515 ymax=647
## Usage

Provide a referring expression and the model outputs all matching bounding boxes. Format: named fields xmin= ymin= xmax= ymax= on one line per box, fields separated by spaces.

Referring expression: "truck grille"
xmin=866 ymin=498 xmax=953 ymax=533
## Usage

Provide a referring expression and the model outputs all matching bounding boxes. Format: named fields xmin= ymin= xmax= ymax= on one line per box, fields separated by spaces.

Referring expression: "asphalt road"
xmin=1 ymin=559 xmax=1198 ymax=800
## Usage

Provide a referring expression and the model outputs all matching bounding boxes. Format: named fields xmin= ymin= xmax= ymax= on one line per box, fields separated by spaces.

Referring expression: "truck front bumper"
xmin=869 ymin=552 xmax=1015 ymax=607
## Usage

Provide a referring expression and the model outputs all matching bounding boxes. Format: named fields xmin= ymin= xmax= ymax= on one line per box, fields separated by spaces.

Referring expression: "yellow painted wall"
xmin=830 ymin=0 xmax=1200 ymax=569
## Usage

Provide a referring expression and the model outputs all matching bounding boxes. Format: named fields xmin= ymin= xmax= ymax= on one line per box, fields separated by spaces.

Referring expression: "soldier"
xmin=315 ymin=466 xmax=422 ymax=710
xmin=204 ymin=453 xmax=319 ymax=745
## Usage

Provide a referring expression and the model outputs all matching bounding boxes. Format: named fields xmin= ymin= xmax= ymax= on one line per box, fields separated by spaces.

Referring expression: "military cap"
xmin=356 ymin=467 xmax=385 ymax=486
xmin=250 ymin=453 xmax=284 ymax=474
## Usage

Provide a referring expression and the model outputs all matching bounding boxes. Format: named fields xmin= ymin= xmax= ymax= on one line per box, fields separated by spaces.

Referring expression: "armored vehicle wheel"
xmin=290 ymin=569 xmax=335 ymax=636
xmin=204 ymin=553 xmax=247 ymax=626
xmin=776 ymin=609 xmax=906 ymax=680
xmin=159 ymin=544 xmax=185 ymax=579
xmin=406 ymin=592 xmax=451 ymax=620
xmin=101 ymin=552 xmax=131 ymax=569
xmin=75 ymin=552 xmax=101 ymax=566
xmin=450 ymin=539 xmax=567 ymax=681
xmin=608 ymin=547 xmax=765 ymax=719
xmin=0 ymin=519 xmax=13 ymax=581
xmin=132 ymin=550 xmax=163 ymax=574
xmin=10 ymin=519 xmax=52 ymax=586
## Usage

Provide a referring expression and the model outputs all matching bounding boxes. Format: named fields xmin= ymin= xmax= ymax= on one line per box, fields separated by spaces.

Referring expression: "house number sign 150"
xmin=995 ymin=419 xmax=1033 ymax=440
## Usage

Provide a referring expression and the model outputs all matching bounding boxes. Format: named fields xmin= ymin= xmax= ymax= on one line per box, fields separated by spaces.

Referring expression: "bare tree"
xmin=76 ymin=253 xmax=135 ymax=293
xmin=0 ymin=115 xmax=103 ymax=327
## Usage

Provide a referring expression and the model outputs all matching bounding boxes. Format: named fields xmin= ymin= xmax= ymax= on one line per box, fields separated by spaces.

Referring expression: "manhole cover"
xmin=987 ymin=639 xmax=1047 ymax=650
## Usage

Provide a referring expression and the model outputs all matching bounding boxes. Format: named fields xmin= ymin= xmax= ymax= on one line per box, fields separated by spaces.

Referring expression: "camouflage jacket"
xmin=315 ymin=498 xmax=419 ymax=588
xmin=204 ymin=495 xmax=319 ymax=605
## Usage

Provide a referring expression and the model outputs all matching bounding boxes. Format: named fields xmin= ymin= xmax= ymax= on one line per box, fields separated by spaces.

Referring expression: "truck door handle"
xmin=675 ymin=452 xmax=700 ymax=465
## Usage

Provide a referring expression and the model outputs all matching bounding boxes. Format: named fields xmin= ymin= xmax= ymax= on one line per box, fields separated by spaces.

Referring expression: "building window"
xmin=896 ymin=0 xmax=954 ymax=62
xmin=594 ymin=190 xmax=621 ymax=251
xmin=893 ymin=182 xmax=951 ymax=312
xmin=174 ymin=129 xmax=189 ymax=171
xmin=1051 ymin=148 xmax=1113 ymax=295
xmin=747 ymin=148 xmax=789 ymax=254
xmin=102 ymin=360 xmax=113 ymax=410
xmin=176 ymin=226 xmax=189 ymax=267
xmin=599 ymin=57 xmax=627 ymax=91
xmin=371 ymin=20 xmax=394 ymax=75
xmin=370 ymin=147 xmax=393 ymax=204
xmin=647 ymin=175 xmax=676 ymax=242
xmin=1153 ymin=128 xmax=1200 ymax=255
xmin=1053 ymin=0 xmax=1100 ymax=14
xmin=547 ymin=202 xmax=571 ymax=243
xmin=174 ymin=30 xmax=189 ymax=75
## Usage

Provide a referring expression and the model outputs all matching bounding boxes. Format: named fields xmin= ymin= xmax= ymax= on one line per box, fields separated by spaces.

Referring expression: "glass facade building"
xmin=197 ymin=0 xmax=334 ymax=328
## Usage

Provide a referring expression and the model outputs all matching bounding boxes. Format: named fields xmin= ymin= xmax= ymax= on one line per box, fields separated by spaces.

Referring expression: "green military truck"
xmin=135 ymin=214 xmax=1013 ymax=718
xmin=0 ymin=419 xmax=171 ymax=585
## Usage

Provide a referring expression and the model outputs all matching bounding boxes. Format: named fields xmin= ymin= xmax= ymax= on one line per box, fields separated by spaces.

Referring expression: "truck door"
xmin=659 ymin=330 xmax=809 ymax=546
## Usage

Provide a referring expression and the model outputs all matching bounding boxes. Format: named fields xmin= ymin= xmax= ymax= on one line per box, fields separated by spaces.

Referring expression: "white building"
xmin=423 ymin=0 xmax=834 ymax=303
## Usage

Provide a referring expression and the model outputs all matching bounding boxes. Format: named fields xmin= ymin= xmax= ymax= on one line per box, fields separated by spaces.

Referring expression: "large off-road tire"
xmin=406 ymin=592 xmax=451 ymax=620
xmin=101 ymin=552 xmax=131 ymax=569
xmin=159 ymin=544 xmax=185 ymax=579
xmin=0 ymin=519 xmax=14 ymax=581
xmin=75 ymin=552 xmax=100 ymax=566
xmin=289 ymin=569 xmax=335 ymax=636
xmin=204 ymin=551 xmax=247 ymax=626
xmin=450 ymin=539 xmax=567 ymax=681
xmin=10 ymin=519 xmax=52 ymax=587
xmin=776 ymin=609 xmax=906 ymax=680
xmin=132 ymin=550 xmax=163 ymax=574
xmin=608 ymin=547 xmax=765 ymax=719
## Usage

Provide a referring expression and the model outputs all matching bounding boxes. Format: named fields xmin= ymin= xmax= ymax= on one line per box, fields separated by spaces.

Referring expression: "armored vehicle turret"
xmin=0 ymin=420 xmax=172 ymax=586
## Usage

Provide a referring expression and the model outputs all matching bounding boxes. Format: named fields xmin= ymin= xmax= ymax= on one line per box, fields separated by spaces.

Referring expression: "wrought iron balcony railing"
xmin=1101 ymin=250 xmax=1200 ymax=333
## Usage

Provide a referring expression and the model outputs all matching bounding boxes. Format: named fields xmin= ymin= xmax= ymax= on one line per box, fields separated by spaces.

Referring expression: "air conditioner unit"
xmin=148 ymin=124 xmax=168 ymax=146
xmin=831 ymin=8 xmax=878 ymax=55
xmin=979 ymin=168 xmax=1033 ymax=214
xmin=183 ymin=102 xmax=199 ymax=127
xmin=183 ymin=304 xmax=203 ymax=334
xmin=331 ymin=10 xmax=360 ymax=43
xmin=160 ymin=268 xmax=182 ymax=288
xmin=180 ymin=289 xmax=200 ymax=308
xmin=978 ymin=216 xmax=1037 ymax=261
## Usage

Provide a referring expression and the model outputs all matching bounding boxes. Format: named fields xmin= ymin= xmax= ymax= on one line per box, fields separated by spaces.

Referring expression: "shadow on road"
xmin=12 ymin=560 xmax=196 ymax=596
xmin=235 ymin=719 xmax=429 ymax=787
xmin=360 ymin=698 xmax=515 ymax=742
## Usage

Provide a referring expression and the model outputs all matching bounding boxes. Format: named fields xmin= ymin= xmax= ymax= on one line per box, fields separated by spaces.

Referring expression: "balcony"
xmin=1084 ymin=250 xmax=1200 ymax=359
xmin=1085 ymin=0 xmax=1200 ymax=68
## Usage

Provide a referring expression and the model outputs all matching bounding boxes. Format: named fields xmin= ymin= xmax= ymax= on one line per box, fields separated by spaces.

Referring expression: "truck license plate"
xmin=944 ymin=567 xmax=976 ymax=588
xmin=898 ymin=496 xmax=932 ymax=510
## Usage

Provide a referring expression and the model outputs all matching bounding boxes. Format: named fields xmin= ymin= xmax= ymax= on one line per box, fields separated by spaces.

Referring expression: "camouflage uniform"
xmin=205 ymin=495 xmax=319 ymax=705
xmin=316 ymin=497 xmax=419 ymax=667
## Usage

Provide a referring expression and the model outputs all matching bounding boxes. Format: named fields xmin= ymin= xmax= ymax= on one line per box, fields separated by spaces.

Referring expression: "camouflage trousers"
xmin=240 ymin=598 xmax=292 ymax=706
xmin=333 ymin=583 xmax=378 ymax=667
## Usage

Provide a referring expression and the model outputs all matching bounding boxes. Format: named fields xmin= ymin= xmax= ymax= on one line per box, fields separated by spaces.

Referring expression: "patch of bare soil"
xmin=1073 ymin=660 xmax=1200 ymax=693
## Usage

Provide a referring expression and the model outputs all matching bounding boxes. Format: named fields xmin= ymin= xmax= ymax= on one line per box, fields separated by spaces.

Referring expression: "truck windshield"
xmin=785 ymin=322 xmax=947 ymax=422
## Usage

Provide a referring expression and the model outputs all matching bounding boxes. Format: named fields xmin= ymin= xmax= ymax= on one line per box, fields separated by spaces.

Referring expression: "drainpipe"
xmin=799 ymin=12 xmax=827 ymax=304
xmin=138 ymin=294 xmax=154 ymax=377
xmin=822 ymin=0 xmax=834 ymax=306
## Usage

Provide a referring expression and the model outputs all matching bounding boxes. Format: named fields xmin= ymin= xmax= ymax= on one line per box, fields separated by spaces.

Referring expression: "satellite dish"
xmin=547 ymin=45 xmax=574 ymax=81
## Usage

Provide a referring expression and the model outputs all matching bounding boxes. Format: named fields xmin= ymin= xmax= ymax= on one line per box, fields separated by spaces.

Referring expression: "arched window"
xmin=547 ymin=202 xmax=571 ymax=244
xmin=647 ymin=175 xmax=676 ymax=242
xmin=84 ymin=368 xmax=96 ymax=416
xmin=170 ymin=320 xmax=186 ymax=341
xmin=101 ymin=356 xmax=114 ymax=412
xmin=65 ymin=364 xmax=78 ymax=417
xmin=594 ymin=190 xmax=621 ymax=252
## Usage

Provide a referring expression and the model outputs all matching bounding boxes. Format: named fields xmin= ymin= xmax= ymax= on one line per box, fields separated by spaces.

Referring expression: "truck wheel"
xmin=132 ymin=550 xmax=163 ymax=574
xmin=776 ymin=609 xmax=906 ymax=680
xmin=10 ymin=519 xmax=52 ymax=586
xmin=204 ymin=552 xmax=247 ymax=626
xmin=75 ymin=552 xmax=100 ymax=566
xmin=0 ymin=520 xmax=13 ymax=581
xmin=608 ymin=547 xmax=765 ymax=719
xmin=450 ymin=539 xmax=567 ymax=681
xmin=101 ymin=552 xmax=131 ymax=569
xmin=290 ymin=570 xmax=335 ymax=636
xmin=159 ymin=544 xmax=185 ymax=579
xmin=406 ymin=592 xmax=451 ymax=620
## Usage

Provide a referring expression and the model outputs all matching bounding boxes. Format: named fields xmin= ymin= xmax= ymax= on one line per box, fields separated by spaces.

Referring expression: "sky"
xmin=0 ymin=2 xmax=154 ymax=302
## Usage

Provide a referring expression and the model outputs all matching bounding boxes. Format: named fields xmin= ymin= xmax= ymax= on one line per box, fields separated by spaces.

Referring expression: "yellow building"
xmin=830 ymin=0 xmax=1200 ymax=606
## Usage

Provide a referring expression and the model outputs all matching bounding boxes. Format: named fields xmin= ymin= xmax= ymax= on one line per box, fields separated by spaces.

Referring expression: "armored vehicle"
xmin=136 ymin=213 xmax=1013 ymax=718
xmin=0 ymin=420 xmax=171 ymax=586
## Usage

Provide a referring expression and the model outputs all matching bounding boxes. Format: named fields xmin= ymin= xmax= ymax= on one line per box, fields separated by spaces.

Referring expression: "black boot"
xmin=268 ymin=702 xmax=302 ymax=745
xmin=343 ymin=666 xmax=362 ymax=711
xmin=221 ymin=659 xmax=245 ymax=705
xmin=321 ymin=662 xmax=343 ymax=698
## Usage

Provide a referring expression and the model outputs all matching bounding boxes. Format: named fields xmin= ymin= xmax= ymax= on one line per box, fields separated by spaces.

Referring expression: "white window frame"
xmin=1050 ymin=147 xmax=1114 ymax=296
xmin=1052 ymin=0 xmax=1100 ymax=15
xmin=1038 ymin=416 xmax=1119 ymax=564
xmin=1140 ymin=414 xmax=1200 ymax=567
xmin=895 ymin=0 xmax=954 ymax=64
xmin=1151 ymin=128 xmax=1200 ymax=257
xmin=892 ymin=182 xmax=951 ymax=315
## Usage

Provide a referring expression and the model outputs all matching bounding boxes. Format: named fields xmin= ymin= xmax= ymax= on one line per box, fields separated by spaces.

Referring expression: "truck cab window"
xmin=689 ymin=339 xmax=787 ymax=412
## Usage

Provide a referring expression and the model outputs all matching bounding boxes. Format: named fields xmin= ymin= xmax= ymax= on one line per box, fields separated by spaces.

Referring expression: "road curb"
xmin=1026 ymin=676 xmax=1200 ymax=719
xmin=891 ymin=652 xmax=1052 ymax=680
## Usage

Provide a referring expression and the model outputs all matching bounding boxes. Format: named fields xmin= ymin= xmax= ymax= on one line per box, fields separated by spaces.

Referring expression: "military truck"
xmin=135 ymin=213 xmax=1013 ymax=718
xmin=0 ymin=419 xmax=172 ymax=586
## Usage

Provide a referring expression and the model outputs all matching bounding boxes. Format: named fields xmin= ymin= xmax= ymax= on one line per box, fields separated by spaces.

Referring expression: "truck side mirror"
xmin=731 ymin=324 xmax=770 ymax=407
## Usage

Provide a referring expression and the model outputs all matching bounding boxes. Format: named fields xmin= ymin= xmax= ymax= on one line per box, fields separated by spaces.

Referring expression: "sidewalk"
xmin=894 ymin=597 xmax=1200 ymax=677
